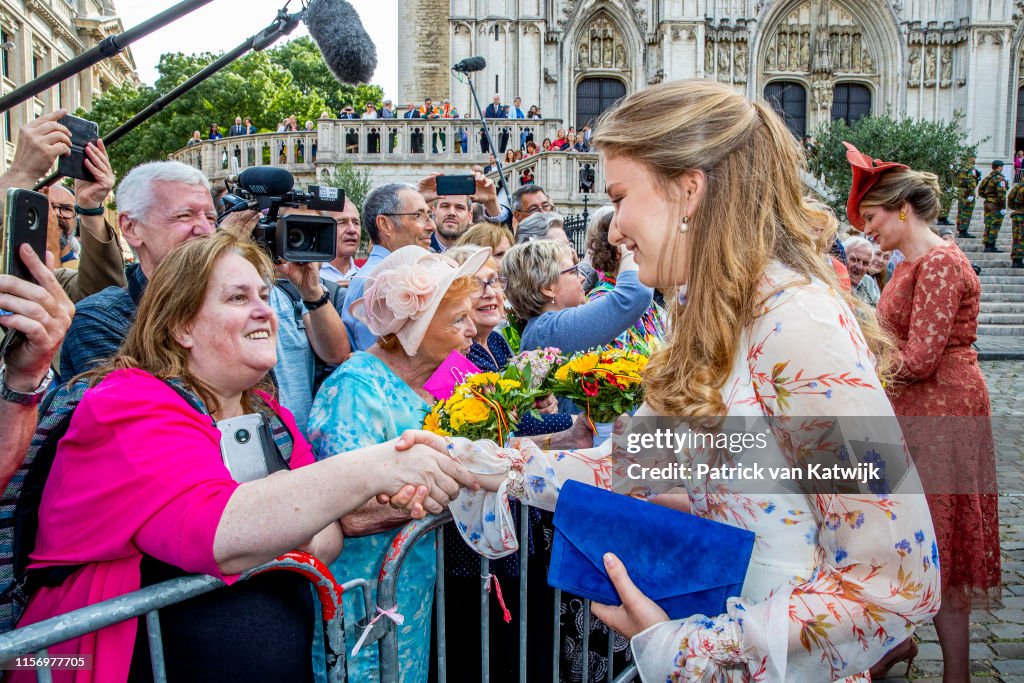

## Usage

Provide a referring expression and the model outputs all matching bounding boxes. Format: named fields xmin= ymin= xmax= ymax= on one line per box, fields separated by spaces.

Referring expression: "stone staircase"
xmin=953 ymin=207 xmax=1024 ymax=337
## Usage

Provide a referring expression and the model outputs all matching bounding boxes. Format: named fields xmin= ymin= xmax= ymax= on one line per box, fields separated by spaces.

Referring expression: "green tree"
xmin=81 ymin=39 xmax=382 ymax=181
xmin=811 ymin=111 xmax=982 ymax=221
xmin=321 ymin=161 xmax=373 ymax=212
xmin=267 ymin=37 xmax=384 ymax=113
xmin=320 ymin=161 xmax=373 ymax=250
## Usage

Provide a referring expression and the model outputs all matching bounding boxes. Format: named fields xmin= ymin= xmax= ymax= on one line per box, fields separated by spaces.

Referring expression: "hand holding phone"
xmin=7 ymin=110 xmax=71 ymax=184
xmin=56 ymin=114 xmax=99 ymax=182
xmin=1 ymin=189 xmax=49 ymax=284
xmin=435 ymin=174 xmax=476 ymax=196
xmin=0 ymin=243 xmax=73 ymax=392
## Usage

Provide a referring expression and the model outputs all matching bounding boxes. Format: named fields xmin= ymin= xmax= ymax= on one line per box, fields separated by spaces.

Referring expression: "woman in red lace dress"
xmin=847 ymin=143 xmax=1001 ymax=682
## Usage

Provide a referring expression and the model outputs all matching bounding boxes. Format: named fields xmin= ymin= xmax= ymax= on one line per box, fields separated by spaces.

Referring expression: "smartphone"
xmin=217 ymin=413 xmax=275 ymax=483
xmin=56 ymin=114 xmax=99 ymax=182
xmin=1 ymin=188 xmax=48 ymax=284
xmin=436 ymin=174 xmax=476 ymax=196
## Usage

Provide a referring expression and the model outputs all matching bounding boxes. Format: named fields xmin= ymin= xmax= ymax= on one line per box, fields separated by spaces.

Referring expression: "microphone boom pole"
xmin=34 ymin=9 xmax=303 ymax=190
xmin=0 ymin=0 xmax=217 ymax=116
xmin=454 ymin=60 xmax=514 ymax=211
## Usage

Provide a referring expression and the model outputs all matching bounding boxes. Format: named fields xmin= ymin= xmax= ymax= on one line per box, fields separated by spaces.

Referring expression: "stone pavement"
xmin=878 ymin=360 xmax=1024 ymax=682
xmin=975 ymin=337 xmax=1024 ymax=361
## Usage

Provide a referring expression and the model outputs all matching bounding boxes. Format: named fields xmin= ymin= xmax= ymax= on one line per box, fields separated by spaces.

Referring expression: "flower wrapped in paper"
xmin=422 ymin=367 xmax=544 ymax=445
xmin=549 ymin=347 xmax=648 ymax=429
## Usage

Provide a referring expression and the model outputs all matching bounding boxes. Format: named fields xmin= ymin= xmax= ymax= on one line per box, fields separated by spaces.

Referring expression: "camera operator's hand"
xmin=74 ymin=139 xmax=114 ymax=211
xmin=277 ymin=261 xmax=324 ymax=302
xmin=0 ymin=246 xmax=74 ymax=391
xmin=1 ymin=109 xmax=71 ymax=190
xmin=470 ymin=172 xmax=502 ymax=217
xmin=416 ymin=172 xmax=441 ymax=205
xmin=219 ymin=209 xmax=261 ymax=239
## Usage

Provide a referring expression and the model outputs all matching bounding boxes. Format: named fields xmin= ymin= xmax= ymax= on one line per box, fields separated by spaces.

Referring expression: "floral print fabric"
xmin=449 ymin=262 xmax=941 ymax=682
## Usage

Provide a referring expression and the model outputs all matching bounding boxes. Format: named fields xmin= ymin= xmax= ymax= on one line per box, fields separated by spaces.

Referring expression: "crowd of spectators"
xmin=0 ymin=87 xmax=980 ymax=683
xmin=185 ymin=97 xmax=596 ymax=163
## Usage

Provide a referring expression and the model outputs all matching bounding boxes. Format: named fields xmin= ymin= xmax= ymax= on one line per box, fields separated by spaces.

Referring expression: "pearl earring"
xmin=679 ymin=215 xmax=689 ymax=234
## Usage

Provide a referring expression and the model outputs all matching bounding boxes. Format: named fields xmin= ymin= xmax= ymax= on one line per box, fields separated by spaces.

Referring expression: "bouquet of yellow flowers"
xmin=423 ymin=368 xmax=543 ymax=446
xmin=549 ymin=347 xmax=648 ymax=426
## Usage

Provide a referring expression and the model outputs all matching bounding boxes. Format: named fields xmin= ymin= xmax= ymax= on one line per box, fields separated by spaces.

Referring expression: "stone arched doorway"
xmin=755 ymin=0 xmax=893 ymax=132
xmin=576 ymin=77 xmax=626 ymax=130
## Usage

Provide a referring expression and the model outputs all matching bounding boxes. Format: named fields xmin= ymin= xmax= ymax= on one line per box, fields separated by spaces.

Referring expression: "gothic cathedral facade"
xmin=396 ymin=0 xmax=1024 ymax=161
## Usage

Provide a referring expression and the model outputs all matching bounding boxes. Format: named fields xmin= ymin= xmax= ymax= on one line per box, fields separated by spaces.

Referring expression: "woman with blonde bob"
xmin=431 ymin=79 xmax=941 ymax=682
xmin=15 ymin=232 xmax=475 ymax=683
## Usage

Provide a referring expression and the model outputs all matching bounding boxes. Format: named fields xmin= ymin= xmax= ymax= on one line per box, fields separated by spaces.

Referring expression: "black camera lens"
xmin=234 ymin=428 xmax=251 ymax=444
xmin=287 ymin=226 xmax=315 ymax=251
xmin=25 ymin=207 xmax=39 ymax=230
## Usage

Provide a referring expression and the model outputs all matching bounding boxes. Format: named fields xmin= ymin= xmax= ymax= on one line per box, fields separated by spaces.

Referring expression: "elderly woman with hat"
xmin=845 ymin=142 xmax=999 ymax=680
xmin=307 ymin=245 xmax=490 ymax=682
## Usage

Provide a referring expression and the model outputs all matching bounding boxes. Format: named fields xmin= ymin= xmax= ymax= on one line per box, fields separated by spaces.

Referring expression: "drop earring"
xmin=679 ymin=215 xmax=689 ymax=234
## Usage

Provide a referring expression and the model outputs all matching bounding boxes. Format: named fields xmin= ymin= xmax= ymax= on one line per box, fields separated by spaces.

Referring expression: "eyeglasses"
xmin=523 ymin=202 xmax=555 ymax=215
xmin=476 ymin=275 xmax=507 ymax=295
xmin=382 ymin=210 xmax=433 ymax=226
xmin=50 ymin=203 xmax=75 ymax=219
xmin=560 ymin=263 xmax=582 ymax=277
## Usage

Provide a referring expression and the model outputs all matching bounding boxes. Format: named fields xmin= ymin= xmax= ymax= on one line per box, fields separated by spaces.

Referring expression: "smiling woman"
xmin=13 ymin=232 xmax=477 ymax=683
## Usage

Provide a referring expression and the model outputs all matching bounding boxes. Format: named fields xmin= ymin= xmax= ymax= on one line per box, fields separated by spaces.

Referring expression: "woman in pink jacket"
xmin=15 ymin=231 xmax=476 ymax=683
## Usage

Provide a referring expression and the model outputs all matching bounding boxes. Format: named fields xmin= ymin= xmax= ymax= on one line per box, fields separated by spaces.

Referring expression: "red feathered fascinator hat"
xmin=843 ymin=141 xmax=908 ymax=230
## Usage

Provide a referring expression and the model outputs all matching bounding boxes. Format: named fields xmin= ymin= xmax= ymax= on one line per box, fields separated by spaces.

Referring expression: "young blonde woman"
xmin=406 ymin=80 xmax=942 ymax=681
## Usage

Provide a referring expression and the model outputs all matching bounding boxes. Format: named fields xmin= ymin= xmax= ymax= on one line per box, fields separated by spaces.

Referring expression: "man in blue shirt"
xmin=61 ymin=161 xmax=218 ymax=378
xmin=268 ymin=207 xmax=351 ymax=432
xmin=342 ymin=183 xmax=438 ymax=350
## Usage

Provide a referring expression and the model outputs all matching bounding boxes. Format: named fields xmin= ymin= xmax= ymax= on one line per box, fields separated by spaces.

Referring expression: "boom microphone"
xmin=453 ymin=56 xmax=487 ymax=73
xmin=304 ymin=0 xmax=378 ymax=84
xmin=239 ymin=167 xmax=295 ymax=196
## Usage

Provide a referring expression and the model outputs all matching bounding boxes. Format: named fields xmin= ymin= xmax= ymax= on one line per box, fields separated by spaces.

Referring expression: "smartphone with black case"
xmin=217 ymin=413 xmax=275 ymax=483
xmin=1 ymin=188 xmax=49 ymax=284
xmin=436 ymin=174 xmax=476 ymax=196
xmin=56 ymin=114 xmax=99 ymax=182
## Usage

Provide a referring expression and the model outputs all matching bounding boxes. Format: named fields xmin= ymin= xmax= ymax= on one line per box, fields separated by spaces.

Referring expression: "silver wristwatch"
xmin=0 ymin=365 xmax=53 ymax=405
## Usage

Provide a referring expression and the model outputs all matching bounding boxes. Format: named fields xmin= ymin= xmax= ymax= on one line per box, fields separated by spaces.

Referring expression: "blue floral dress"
xmin=307 ymin=352 xmax=434 ymax=683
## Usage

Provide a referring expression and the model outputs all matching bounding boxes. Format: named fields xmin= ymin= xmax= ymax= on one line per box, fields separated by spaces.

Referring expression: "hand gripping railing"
xmin=0 ymin=551 xmax=352 ymax=682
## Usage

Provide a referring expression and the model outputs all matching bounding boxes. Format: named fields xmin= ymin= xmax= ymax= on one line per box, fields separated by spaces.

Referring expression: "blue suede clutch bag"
xmin=548 ymin=481 xmax=755 ymax=620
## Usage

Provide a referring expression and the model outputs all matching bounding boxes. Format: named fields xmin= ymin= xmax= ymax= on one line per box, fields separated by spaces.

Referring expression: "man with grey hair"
xmin=341 ymin=183 xmax=438 ymax=350
xmin=843 ymin=235 xmax=880 ymax=307
xmin=61 ymin=160 xmax=217 ymax=377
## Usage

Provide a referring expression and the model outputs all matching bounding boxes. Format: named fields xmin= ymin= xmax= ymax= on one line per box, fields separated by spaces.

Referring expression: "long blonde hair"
xmin=78 ymin=231 xmax=277 ymax=415
xmin=593 ymin=80 xmax=894 ymax=417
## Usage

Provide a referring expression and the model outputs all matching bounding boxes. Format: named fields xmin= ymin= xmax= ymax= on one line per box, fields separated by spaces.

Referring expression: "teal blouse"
xmin=308 ymin=352 xmax=434 ymax=683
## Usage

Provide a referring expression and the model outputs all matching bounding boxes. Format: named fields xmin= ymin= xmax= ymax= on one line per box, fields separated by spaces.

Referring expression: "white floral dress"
xmin=448 ymin=262 xmax=941 ymax=682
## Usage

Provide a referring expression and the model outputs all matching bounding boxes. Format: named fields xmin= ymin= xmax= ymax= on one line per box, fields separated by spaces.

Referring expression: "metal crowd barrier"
xmin=0 ymin=551 xmax=361 ymax=683
xmin=372 ymin=507 xmax=639 ymax=683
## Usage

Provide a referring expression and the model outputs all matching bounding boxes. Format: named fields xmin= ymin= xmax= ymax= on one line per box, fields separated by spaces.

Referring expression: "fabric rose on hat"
xmin=363 ymin=262 xmax=439 ymax=335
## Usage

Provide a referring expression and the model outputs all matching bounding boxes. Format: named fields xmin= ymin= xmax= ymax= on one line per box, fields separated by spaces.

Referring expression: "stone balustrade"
xmin=168 ymin=118 xmax=607 ymax=211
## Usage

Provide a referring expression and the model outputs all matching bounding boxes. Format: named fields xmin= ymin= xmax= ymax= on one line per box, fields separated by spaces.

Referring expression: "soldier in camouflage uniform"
xmin=1008 ymin=177 xmax=1024 ymax=267
xmin=978 ymin=160 xmax=1008 ymax=252
xmin=956 ymin=157 xmax=981 ymax=237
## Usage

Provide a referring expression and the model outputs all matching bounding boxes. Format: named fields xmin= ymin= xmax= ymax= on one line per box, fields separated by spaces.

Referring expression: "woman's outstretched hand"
xmin=591 ymin=552 xmax=668 ymax=639
xmin=374 ymin=430 xmax=479 ymax=518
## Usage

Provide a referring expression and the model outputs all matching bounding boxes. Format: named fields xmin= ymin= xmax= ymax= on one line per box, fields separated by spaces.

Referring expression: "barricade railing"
xmin=372 ymin=507 xmax=639 ymax=683
xmin=0 ymin=551 xmax=363 ymax=683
